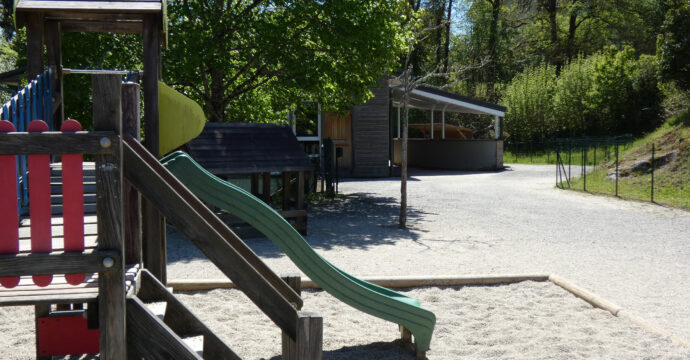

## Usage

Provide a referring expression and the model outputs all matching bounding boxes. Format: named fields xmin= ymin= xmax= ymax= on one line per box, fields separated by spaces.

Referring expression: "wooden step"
xmin=126 ymin=297 xmax=203 ymax=360
xmin=136 ymin=270 xmax=240 ymax=359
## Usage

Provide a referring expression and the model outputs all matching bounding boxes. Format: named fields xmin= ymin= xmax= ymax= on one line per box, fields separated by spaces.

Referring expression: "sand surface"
xmin=2 ymin=281 xmax=689 ymax=359
xmin=2 ymin=164 xmax=689 ymax=359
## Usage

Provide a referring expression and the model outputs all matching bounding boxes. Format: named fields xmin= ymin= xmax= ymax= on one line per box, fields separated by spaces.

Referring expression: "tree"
xmin=656 ymin=0 xmax=690 ymax=91
xmin=395 ymin=8 xmax=485 ymax=227
xmin=165 ymin=0 xmax=407 ymax=122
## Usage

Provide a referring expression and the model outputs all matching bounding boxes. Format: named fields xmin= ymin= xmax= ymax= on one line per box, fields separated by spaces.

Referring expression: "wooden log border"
xmin=168 ymin=273 xmax=690 ymax=351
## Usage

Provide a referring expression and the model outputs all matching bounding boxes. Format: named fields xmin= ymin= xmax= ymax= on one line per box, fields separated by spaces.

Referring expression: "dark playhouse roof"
xmin=186 ymin=122 xmax=313 ymax=176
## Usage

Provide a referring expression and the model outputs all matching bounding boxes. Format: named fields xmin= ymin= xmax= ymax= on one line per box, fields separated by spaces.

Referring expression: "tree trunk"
xmin=209 ymin=67 xmax=226 ymax=122
xmin=399 ymin=77 xmax=410 ymax=228
xmin=486 ymin=0 xmax=502 ymax=101
xmin=566 ymin=10 xmax=577 ymax=63
xmin=443 ymin=0 xmax=453 ymax=74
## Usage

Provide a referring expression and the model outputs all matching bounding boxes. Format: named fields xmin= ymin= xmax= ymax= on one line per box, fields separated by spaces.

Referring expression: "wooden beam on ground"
xmin=122 ymin=82 xmax=142 ymax=265
xmin=167 ymin=274 xmax=552 ymax=291
xmin=93 ymin=74 xmax=126 ymax=360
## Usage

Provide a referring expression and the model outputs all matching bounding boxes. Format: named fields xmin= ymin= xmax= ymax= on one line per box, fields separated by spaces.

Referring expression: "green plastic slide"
xmin=161 ymin=151 xmax=436 ymax=351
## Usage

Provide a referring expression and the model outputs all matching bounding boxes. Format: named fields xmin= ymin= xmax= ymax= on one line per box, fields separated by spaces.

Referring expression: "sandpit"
xmin=2 ymin=280 xmax=687 ymax=359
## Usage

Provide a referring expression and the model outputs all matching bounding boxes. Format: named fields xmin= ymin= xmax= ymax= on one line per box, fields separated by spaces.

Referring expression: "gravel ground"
xmin=168 ymin=164 xmax=690 ymax=345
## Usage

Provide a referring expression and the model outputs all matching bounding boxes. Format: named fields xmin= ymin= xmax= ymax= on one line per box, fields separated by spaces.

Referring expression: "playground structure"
xmin=0 ymin=1 xmax=435 ymax=359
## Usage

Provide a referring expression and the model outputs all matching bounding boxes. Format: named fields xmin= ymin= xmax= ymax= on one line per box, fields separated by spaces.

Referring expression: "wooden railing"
xmin=0 ymin=119 xmax=121 ymax=286
xmin=1 ymin=68 xmax=55 ymax=210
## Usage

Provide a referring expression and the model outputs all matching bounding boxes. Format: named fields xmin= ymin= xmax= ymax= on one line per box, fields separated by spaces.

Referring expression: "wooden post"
xmin=282 ymin=171 xmax=291 ymax=210
xmin=26 ymin=13 xmax=44 ymax=79
xmin=262 ymin=172 xmax=271 ymax=203
xmin=142 ymin=14 xmax=166 ymax=283
xmin=296 ymin=171 xmax=307 ymax=235
xmin=282 ymin=312 xmax=323 ymax=360
xmin=44 ymin=20 xmax=64 ymax=129
xmin=251 ymin=173 xmax=259 ymax=196
xmin=122 ymin=82 xmax=142 ymax=265
xmin=93 ymin=75 xmax=126 ymax=360
xmin=35 ymin=304 xmax=50 ymax=360
xmin=281 ymin=274 xmax=320 ymax=360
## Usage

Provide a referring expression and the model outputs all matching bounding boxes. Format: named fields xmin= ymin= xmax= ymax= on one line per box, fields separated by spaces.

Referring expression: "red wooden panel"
xmin=27 ymin=120 xmax=52 ymax=287
xmin=37 ymin=315 xmax=100 ymax=356
xmin=61 ymin=120 xmax=85 ymax=285
xmin=0 ymin=120 xmax=19 ymax=288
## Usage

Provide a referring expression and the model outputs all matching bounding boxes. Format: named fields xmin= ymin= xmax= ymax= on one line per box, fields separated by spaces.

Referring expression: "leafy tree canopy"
xmin=165 ymin=0 xmax=408 ymax=122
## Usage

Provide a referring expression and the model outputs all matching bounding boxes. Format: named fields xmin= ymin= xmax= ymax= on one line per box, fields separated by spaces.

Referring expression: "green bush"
xmin=503 ymin=47 xmax=663 ymax=142
xmin=553 ymin=55 xmax=595 ymax=136
xmin=502 ymin=63 xmax=557 ymax=141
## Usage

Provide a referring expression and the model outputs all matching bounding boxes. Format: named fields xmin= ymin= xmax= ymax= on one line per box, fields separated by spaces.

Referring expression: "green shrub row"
xmin=502 ymin=47 xmax=663 ymax=142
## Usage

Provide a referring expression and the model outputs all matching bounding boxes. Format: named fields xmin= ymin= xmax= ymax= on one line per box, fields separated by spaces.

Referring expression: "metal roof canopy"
xmin=391 ymin=85 xmax=506 ymax=117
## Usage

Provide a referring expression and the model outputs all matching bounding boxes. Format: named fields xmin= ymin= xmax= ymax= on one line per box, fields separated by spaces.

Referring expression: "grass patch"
xmin=565 ymin=112 xmax=690 ymax=210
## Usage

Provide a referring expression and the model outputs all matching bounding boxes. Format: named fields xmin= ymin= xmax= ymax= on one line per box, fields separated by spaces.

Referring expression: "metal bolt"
xmin=102 ymin=257 xmax=115 ymax=268
xmin=100 ymin=137 xmax=112 ymax=148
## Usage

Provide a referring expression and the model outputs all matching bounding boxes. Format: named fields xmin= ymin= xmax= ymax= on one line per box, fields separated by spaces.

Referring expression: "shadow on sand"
xmin=267 ymin=340 xmax=418 ymax=360
xmin=167 ymin=192 xmax=432 ymax=262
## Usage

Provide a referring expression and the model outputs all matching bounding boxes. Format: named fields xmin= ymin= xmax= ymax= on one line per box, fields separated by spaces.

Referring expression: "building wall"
xmin=352 ymin=79 xmax=390 ymax=177
xmin=393 ymin=139 xmax=504 ymax=171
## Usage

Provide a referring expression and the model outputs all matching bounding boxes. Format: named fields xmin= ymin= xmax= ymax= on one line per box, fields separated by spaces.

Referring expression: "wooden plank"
xmin=0 ymin=121 xmax=19 ymax=288
xmin=45 ymin=20 xmax=64 ymax=129
xmin=0 ymin=251 xmax=119 ymax=277
xmin=283 ymin=311 xmax=323 ymax=360
xmin=126 ymin=297 xmax=202 ymax=360
xmin=122 ymin=82 xmax=142 ymax=265
xmin=60 ymin=120 xmax=86 ymax=285
xmin=142 ymin=13 xmax=165 ymax=283
xmin=123 ymin=139 xmax=300 ymax=338
xmin=17 ymin=1 xmax=162 ymax=13
xmin=0 ymin=132 xmax=118 ymax=155
xmin=92 ymin=74 xmax=126 ymax=360
xmin=25 ymin=13 xmax=44 ymax=79
xmin=28 ymin=120 xmax=53 ymax=287
xmin=60 ymin=20 xmax=143 ymax=34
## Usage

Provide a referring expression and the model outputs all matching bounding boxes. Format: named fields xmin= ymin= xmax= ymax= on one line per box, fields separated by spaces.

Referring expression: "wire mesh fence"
xmin=553 ymin=135 xmax=688 ymax=208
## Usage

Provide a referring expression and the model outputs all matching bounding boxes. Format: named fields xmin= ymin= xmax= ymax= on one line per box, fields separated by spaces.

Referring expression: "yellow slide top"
xmin=158 ymin=81 xmax=206 ymax=156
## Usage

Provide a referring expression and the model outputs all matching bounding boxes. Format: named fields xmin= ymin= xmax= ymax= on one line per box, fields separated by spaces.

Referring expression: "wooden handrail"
xmin=0 ymin=131 xmax=118 ymax=155
xmin=122 ymin=137 xmax=299 ymax=339
xmin=0 ymin=251 xmax=120 ymax=277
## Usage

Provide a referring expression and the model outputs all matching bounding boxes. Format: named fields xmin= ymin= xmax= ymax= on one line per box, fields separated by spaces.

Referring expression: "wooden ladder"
xmin=127 ymin=270 xmax=239 ymax=360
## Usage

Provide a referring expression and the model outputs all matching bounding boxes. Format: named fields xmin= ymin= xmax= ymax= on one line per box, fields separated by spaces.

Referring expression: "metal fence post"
xmin=615 ymin=144 xmax=619 ymax=197
xmin=651 ymin=143 xmax=655 ymax=203
xmin=583 ymin=146 xmax=587 ymax=191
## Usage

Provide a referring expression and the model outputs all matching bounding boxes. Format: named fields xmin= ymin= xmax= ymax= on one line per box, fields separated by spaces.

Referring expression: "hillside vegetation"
xmin=569 ymin=110 xmax=689 ymax=209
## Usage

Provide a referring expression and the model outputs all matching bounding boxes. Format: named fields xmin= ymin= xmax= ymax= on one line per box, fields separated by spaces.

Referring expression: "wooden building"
xmin=296 ymin=79 xmax=506 ymax=177
xmin=186 ymin=123 xmax=313 ymax=234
